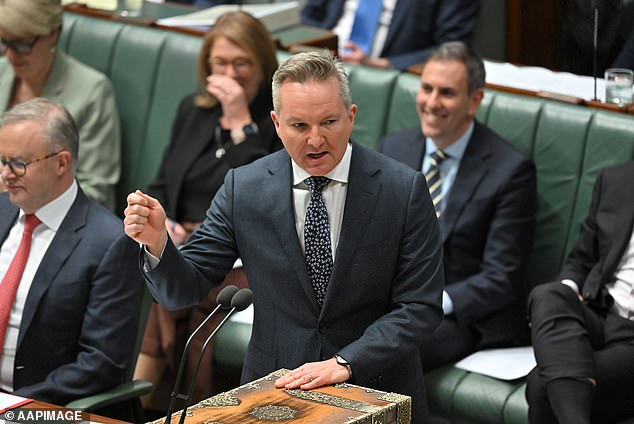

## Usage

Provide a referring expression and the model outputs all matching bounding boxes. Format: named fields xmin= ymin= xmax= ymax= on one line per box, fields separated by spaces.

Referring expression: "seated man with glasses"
xmin=0 ymin=0 xmax=121 ymax=212
xmin=0 ymin=98 xmax=144 ymax=407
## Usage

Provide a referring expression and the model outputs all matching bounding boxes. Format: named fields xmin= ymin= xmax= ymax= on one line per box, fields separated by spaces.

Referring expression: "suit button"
xmin=318 ymin=325 xmax=326 ymax=333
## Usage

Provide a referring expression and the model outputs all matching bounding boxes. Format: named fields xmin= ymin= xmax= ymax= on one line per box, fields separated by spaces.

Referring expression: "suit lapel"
xmin=601 ymin=182 xmax=634 ymax=279
xmin=324 ymin=145 xmax=380 ymax=310
xmin=441 ymin=126 xmax=490 ymax=242
xmin=168 ymin=108 xmax=219 ymax=213
xmin=0 ymin=196 xmax=18 ymax=244
xmin=18 ymin=191 xmax=87 ymax=347
xmin=401 ymin=131 xmax=426 ymax=170
xmin=383 ymin=0 xmax=409 ymax=52
xmin=265 ymin=153 xmax=320 ymax=312
xmin=42 ymin=50 xmax=67 ymax=99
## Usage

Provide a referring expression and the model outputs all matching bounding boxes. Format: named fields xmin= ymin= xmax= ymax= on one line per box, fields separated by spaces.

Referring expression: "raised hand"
xmin=124 ymin=190 xmax=168 ymax=257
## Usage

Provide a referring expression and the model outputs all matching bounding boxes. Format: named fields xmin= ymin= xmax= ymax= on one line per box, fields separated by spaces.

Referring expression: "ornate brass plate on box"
xmin=150 ymin=369 xmax=411 ymax=423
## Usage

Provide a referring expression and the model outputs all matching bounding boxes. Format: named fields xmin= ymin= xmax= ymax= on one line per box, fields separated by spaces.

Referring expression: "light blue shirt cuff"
xmin=442 ymin=290 xmax=454 ymax=316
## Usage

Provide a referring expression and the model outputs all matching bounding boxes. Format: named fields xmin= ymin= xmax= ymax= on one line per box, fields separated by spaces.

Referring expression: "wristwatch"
xmin=231 ymin=122 xmax=259 ymax=144
xmin=334 ymin=354 xmax=353 ymax=379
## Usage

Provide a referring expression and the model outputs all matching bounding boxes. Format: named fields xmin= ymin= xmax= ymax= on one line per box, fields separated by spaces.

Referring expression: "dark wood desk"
xmin=63 ymin=2 xmax=337 ymax=52
xmin=407 ymin=62 xmax=634 ymax=115
xmin=3 ymin=399 xmax=127 ymax=423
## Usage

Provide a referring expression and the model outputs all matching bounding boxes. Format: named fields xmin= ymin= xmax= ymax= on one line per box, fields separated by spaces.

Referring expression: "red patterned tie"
xmin=0 ymin=214 xmax=41 ymax=356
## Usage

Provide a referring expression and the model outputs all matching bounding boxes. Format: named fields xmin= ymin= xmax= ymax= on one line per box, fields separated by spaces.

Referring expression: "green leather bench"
xmin=59 ymin=12 xmax=202 ymax=214
xmin=59 ymin=12 xmax=634 ymax=423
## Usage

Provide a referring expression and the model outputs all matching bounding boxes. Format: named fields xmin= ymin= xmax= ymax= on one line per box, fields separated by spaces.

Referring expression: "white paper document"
xmin=454 ymin=346 xmax=536 ymax=381
xmin=155 ymin=2 xmax=300 ymax=33
xmin=485 ymin=60 xmax=606 ymax=102
xmin=0 ymin=392 xmax=32 ymax=414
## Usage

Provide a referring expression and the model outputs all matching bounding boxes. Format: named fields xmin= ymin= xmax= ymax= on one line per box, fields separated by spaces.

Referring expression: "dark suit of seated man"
xmin=0 ymin=98 xmax=144 ymax=405
xmin=526 ymin=161 xmax=634 ymax=424
xmin=300 ymin=0 xmax=480 ymax=71
xmin=124 ymin=49 xmax=444 ymax=424
xmin=379 ymin=41 xmax=537 ymax=371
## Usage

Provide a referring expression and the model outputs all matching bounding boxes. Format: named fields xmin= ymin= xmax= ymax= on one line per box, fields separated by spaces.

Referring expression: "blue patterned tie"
xmin=348 ymin=0 xmax=383 ymax=55
xmin=304 ymin=176 xmax=333 ymax=307
xmin=425 ymin=150 xmax=447 ymax=217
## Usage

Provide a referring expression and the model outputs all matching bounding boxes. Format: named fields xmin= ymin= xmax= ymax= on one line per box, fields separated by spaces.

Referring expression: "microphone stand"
xmin=177 ymin=292 xmax=252 ymax=424
xmin=163 ymin=285 xmax=238 ymax=424
xmin=592 ymin=1 xmax=600 ymax=100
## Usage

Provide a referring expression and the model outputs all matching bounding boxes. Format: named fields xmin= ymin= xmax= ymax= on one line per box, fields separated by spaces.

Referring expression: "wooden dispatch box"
xmin=150 ymin=369 xmax=411 ymax=424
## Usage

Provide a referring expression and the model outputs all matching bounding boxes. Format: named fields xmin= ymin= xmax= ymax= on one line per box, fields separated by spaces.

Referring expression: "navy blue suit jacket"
xmin=379 ymin=122 xmax=537 ymax=347
xmin=612 ymin=30 xmax=634 ymax=70
xmin=301 ymin=0 xmax=480 ymax=70
xmin=0 ymin=188 xmax=144 ymax=405
xmin=144 ymin=143 xmax=444 ymax=423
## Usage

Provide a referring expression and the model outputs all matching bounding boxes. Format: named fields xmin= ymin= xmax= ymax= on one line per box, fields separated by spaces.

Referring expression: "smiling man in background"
xmin=379 ymin=41 xmax=537 ymax=372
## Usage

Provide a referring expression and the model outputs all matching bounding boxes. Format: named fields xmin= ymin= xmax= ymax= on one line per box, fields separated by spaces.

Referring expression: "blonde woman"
xmin=0 ymin=0 xmax=121 ymax=211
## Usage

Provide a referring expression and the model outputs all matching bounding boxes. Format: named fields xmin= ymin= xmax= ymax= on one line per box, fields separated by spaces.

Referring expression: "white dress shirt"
xmin=611 ymin=228 xmax=634 ymax=319
xmin=332 ymin=0 xmax=398 ymax=58
xmin=0 ymin=180 xmax=78 ymax=391
xmin=292 ymin=143 xmax=352 ymax=259
xmin=422 ymin=122 xmax=474 ymax=216
xmin=422 ymin=122 xmax=474 ymax=315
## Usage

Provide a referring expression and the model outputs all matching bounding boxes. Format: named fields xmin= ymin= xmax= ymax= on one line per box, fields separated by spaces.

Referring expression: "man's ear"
xmin=270 ymin=110 xmax=279 ymax=128
xmin=56 ymin=150 xmax=72 ymax=175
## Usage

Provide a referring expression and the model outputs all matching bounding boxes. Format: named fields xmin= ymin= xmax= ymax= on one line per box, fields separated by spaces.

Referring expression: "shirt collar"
xmin=292 ymin=142 xmax=352 ymax=186
xmin=19 ymin=180 xmax=78 ymax=231
xmin=426 ymin=121 xmax=474 ymax=161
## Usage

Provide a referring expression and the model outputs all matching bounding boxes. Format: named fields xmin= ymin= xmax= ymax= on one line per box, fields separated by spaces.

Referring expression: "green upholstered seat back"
xmin=385 ymin=72 xmax=419 ymax=135
xmin=344 ymin=64 xmax=400 ymax=149
xmin=137 ymin=32 xmax=202 ymax=201
xmin=61 ymin=13 xmax=201 ymax=214
xmin=523 ymin=103 xmax=593 ymax=284
xmin=61 ymin=13 xmax=125 ymax=76
xmin=566 ymin=111 xmax=634 ymax=254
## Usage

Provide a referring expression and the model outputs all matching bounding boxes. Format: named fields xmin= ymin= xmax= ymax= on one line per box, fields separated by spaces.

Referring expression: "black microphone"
xmin=163 ymin=284 xmax=239 ymax=424
xmin=177 ymin=288 xmax=253 ymax=424
xmin=592 ymin=0 xmax=600 ymax=100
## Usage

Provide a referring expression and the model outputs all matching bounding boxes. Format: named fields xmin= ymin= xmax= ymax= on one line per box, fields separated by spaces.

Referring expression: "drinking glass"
xmin=604 ymin=68 xmax=634 ymax=105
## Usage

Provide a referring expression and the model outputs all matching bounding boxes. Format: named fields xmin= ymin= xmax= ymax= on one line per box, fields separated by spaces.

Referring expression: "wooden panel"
xmin=505 ymin=0 xmax=561 ymax=69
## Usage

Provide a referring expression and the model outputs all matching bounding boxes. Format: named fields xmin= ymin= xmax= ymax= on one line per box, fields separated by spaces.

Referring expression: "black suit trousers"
xmin=526 ymin=283 xmax=634 ymax=423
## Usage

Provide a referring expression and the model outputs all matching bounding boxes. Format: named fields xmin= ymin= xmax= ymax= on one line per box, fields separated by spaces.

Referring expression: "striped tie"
xmin=425 ymin=150 xmax=447 ymax=217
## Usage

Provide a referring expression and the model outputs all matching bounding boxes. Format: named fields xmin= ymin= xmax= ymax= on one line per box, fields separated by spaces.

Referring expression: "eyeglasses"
xmin=0 ymin=36 xmax=40 ymax=55
xmin=209 ymin=57 xmax=254 ymax=73
xmin=0 ymin=151 xmax=64 ymax=177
